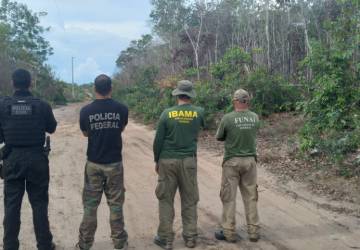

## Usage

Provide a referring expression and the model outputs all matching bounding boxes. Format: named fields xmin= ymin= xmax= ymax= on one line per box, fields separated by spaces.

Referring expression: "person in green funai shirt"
xmin=215 ymin=89 xmax=261 ymax=243
xmin=153 ymin=80 xmax=205 ymax=250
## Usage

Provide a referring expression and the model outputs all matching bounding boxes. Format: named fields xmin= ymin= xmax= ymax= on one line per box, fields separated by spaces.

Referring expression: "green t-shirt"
xmin=216 ymin=110 xmax=260 ymax=163
xmin=153 ymin=104 xmax=205 ymax=162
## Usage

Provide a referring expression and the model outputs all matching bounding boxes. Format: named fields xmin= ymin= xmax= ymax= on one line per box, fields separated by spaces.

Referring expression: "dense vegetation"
xmin=0 ymin=0 xmax=77 ymax=104
xmin=113 ymin=0 xmax=360 ymax=165
xmin=299 ymin=0 xmax=360 ymax=163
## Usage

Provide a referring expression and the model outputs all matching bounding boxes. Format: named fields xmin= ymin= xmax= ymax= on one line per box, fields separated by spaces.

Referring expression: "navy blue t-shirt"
xmin=80 ymin=99 xmax=128 ymax=164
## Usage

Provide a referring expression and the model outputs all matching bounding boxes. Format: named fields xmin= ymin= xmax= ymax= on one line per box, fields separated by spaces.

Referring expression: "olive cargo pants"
xmin=220 ymin=157 xmax=259 ymax=239
xmin=156 ymin=157 xmax=199 ymax=243
xmin=78 ymin=161 xmax=128 ymax=250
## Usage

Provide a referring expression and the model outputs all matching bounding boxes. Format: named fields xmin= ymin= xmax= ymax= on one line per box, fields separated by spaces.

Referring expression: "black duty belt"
xmin=10 ymin=145 xmax=43 ymax=150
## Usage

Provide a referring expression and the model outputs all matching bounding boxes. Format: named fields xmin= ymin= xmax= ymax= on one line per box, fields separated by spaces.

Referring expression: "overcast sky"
xmin=16 ymin=0 xmax=152 ymax=84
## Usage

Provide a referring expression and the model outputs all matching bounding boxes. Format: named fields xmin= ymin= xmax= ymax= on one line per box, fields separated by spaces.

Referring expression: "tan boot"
xmin=249 ymin=233 xmax=260 ymax=242
xmin=248 ymin=225 xmax=260 ymax=242
xmin=185 ymin=239 xmax=196 ymax=248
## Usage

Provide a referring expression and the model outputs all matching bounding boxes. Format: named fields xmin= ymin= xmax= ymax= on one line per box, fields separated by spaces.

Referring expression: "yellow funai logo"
xmin=169 ymin=110 xmax=198 ymax=119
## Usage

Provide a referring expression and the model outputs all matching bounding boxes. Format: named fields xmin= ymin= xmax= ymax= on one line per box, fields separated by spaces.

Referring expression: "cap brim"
xmin=233 ymin=97 xmax=250 ymax=102
xmin=172 ymin=89 xmax=196 ymax=98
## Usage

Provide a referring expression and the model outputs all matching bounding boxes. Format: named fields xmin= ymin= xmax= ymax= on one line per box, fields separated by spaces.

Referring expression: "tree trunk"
xmin=265 ymin=0 xmax=271 ymax=71
xmin=301 ymin=1 xmax=312 ymax=80
xmin=301 ymin=4 xmax=312 ymax=56
xmin=214 ymin=14 xmax=219 ymax=64
xmin=184 ymin=9 xmax=203 ymax=81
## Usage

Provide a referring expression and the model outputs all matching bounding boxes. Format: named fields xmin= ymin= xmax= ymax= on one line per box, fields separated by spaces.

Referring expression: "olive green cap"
xmin=233 ymin=89 xmax=251 ymax=103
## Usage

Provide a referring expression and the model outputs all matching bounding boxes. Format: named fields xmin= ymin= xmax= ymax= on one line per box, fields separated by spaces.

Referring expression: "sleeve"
xmin=0 ymin=119 xmax=3 ymax=144
xmin=153 ymin=111 xmax=167 ymax=163
xmin=199 ymin=107 xmax=205 ymax=128
xmin=0 ymin=126 xmax=4 ymax=144
xmin=123 ymin=106 xmax=129 ymax=128
xmin=43 ymin=102 xmax=57 ymax=134
xmin=0 ymin=100 xmax=4 ymax=143
xmin=79 ymin=108 xmax=88 ymax=132
xmin=255 ymin=114 xmax=260 ymax=130
xmin=216 ymin=117 xmax=226 ymax=141
xmin=0 ymin=123 xmax=3 ymax=144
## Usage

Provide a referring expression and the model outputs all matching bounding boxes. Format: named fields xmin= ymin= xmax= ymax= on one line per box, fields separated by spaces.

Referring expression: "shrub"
xmin=299 ymin=1 xmax=360 ymax=161
xmin=243 ymin=69 xmax=300 ymax=116
xmin=113 ymin=66 xmax=174 ymax=123
xmin=210 ymin=47 xmax=301 ymax=116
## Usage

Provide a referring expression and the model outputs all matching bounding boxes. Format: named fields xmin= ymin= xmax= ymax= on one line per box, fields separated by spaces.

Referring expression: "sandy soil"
xmin=0 ymin=103 xmax=359 ymax=250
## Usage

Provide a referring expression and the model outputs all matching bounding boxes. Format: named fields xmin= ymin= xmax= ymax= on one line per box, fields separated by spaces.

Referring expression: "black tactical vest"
xmin=0 ymin=96 xmax=45 ymax=147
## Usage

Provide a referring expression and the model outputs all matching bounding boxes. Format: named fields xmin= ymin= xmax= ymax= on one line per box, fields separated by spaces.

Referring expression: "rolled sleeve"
xmin=216 ymin=117 xmax=226 ymax=141
xmin=79 ymin=108 xmax=88 ymax=132
xmin=153 ymin=111 xmax=167 ymax=163
xmin=43 ymin=102 xmax=57 ymax=134
xmin=122 ymin=106 xmax=129 ymax=130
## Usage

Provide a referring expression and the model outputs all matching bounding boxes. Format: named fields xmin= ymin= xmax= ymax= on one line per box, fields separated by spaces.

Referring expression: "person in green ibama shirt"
xmin=215 ymin=89 xmax=261 ymax=243
xmin=153 ymin=80 xmax=204 ymax=250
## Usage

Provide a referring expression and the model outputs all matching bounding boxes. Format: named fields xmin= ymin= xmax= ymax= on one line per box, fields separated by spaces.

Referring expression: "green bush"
xmin=211 ymin=47 xmax=251 ymax=83
xmin=184 ymin=67 xmax=198 ymax=78
xmin=243 ymin=69 xmax=300 ymax=116
xmin=193 ymin=81 xmax=233 ymax=127
xmin=210 ymin=47 xmax=301 ymax=116
xmin=299 ymin=1 xmax=360 ymax=161
xmin=114 ymin=48 xmax=301 ymax=127
xmin=113 ymin=66 xmax=174 ymax=123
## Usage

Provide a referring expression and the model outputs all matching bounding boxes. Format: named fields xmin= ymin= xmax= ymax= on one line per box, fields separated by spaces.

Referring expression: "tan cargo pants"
xmin=156 ymin=157 xmax=199 ymax=243
xmin=78 ymin=161 xmax=128 ymax=250
xmin=220 ymin=156 xmax=259 ymax=239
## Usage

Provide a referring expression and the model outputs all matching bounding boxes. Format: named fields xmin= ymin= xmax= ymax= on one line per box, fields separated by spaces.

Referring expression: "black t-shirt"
xmin=80 ymin=99 xmax=128 ymax=164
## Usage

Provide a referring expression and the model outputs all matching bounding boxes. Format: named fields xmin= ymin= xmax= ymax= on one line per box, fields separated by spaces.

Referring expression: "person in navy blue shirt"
xmin=76 ymin=74 xmax=129 ymax=250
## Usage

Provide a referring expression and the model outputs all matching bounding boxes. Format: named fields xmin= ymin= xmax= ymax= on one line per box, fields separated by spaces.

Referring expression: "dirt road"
xmin=0 ymin=103 xmax=359 ymax=250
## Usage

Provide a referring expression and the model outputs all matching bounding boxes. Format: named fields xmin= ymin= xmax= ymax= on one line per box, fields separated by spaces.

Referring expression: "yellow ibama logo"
xmin=168 ymin=110 xmax=198 ymax=119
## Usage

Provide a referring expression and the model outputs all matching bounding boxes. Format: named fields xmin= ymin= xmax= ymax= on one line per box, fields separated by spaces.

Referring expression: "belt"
xmin=10 ymin=145 xmax=43 ymax=149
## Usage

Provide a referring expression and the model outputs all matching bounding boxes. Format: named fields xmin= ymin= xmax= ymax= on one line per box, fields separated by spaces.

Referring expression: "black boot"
xmin=154 ymin=236 xmax=173 ymax=250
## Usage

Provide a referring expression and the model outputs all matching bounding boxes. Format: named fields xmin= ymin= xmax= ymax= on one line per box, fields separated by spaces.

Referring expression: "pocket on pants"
xmin=190 ymin=172 xmax=199 ymax=204
xmin=193 ymin=183 xmax=200 ymax=203
xmin=185 ymin=162 xmax=199 ymax=204
xmin=155 ymin=178 xmax=167 ymax=200
xmin=255 ymin=184 xmax=259 ymax=202
xmin=220 ymin=180 xmax=232 ymax=203
xmin=3 ymin=159 xmax=16 ymax=179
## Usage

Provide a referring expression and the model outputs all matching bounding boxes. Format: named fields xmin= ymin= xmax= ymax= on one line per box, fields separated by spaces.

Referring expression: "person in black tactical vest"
xmin=0 ymin=122 xmax=4 ymax=179
xmin=0 ymin=69 xmax=57 ymax=250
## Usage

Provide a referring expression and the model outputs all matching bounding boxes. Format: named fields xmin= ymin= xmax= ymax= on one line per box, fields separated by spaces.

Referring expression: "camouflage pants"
xmin=156 ymin=157 xmax=199 ymax=243
xmin=78 ymin=161 xmax=128 ymax=249
xmin=220 ymin=157 xmax=259 ymax=240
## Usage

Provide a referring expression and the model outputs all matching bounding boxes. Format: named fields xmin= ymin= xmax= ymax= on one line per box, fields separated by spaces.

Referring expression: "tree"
xmin=0 ymin=0 xmax=52 ymax=63
xmin=184 ymin=1 xmax=206 ymax=80
xmin=300 ymin=0 xmax=360 ymax=158
xmin=0 ymin=0 xmax=71 ymax=104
